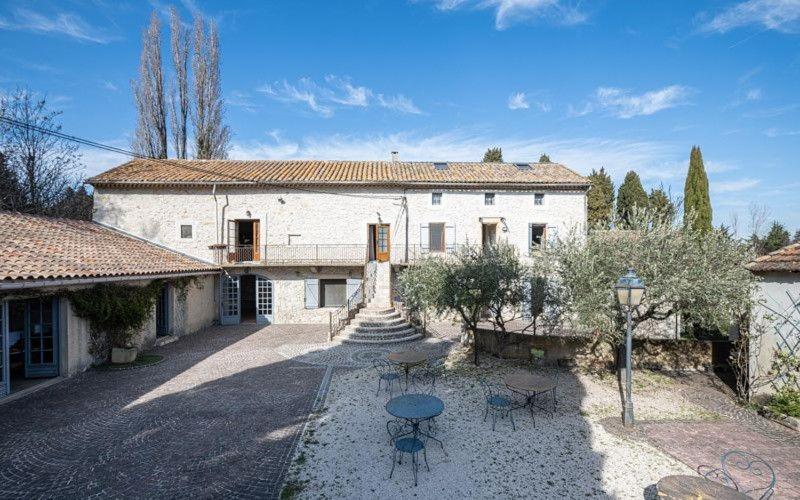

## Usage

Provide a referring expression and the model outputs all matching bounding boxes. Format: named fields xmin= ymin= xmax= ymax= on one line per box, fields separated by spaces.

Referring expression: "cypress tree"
xmin=538 ymin=153 xmax=551 ymax=163
xmin=793 ymin=229 xmax=800 ymax=244
xmin=762 ymin=222 xmax=791 ymax=254
xmin=482 ymin=147 xmax=503 ymax=162
xmin=587 ymin=167 xmax=614 ymax=229
xmin=683 ymin=146 xmax=712 ymax=231
xmin=648 ymin=186 xmax=676 ymax=223
xmin=616 ymin=171 xmax=648 ymax=227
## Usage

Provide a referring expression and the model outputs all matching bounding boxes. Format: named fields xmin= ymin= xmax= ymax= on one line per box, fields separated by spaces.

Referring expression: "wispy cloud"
xmin=376 ymin=94 xmax=422 ymax=114
xmin=744 ymin=102 xmax=800 ymax=118
xmin=702 ymin=0 xmax=800 ymax=34
xmin=257 ymin=75 xmax=422 ymax=117
xmin=574 ymin=85 xmax=693 ymax=119
xmin=100 ymin=80 xmax=118 ymax=92
xmin=430 ymin=0 xmax=588 ymax=30
xmin=507 ymin=92 xmax=529 ymax=110
xmin=0 ymin=7 xmax=116 ymax=43
xmin=764 ymin=127 xmax=800 ymax=137
xmin=746 ymin=88 xmax=763 ymax=101
xmin=227 ymin=90 xmax=260 ymax=113
xmin=712 ymin=177 xmax=761 ymax=193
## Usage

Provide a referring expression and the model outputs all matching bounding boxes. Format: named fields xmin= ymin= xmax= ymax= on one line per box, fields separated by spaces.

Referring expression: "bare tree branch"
xmin=191 ymin=16 xmax=229 ymax=159
xmin=132 ymin=12 xmax=167 ymax=159
xmin=169 ymin=7 xmax=190 ymax=159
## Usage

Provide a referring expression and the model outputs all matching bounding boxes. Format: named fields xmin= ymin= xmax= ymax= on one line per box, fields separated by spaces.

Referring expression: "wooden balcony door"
xmin=369 ymin=224 xmax=390 ymax=262
xmin=227 ymin=219 xmax=260 ymax=262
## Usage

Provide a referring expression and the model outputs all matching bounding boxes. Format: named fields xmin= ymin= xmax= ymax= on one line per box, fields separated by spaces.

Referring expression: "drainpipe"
xmin=403 ymin=192 xmax=409 ymax=263
xmin=212 ymin=184 xmax=219 ymax=244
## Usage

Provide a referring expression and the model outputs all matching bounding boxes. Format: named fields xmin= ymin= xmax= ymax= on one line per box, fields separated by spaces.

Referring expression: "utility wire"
xmin=0 ymin=115 xmax=405 ymax=201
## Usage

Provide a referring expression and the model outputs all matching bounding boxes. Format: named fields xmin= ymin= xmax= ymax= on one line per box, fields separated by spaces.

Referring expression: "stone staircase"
xmin=338 ymin=261 xmax=421 ymax=344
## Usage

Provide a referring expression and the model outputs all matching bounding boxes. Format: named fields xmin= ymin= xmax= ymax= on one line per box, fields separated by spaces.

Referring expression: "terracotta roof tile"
xmin=746 ymin=243 xmax=800 ymax=273
xmin=0 ymin=212 xmax=218 ymax=283
xmin=86 ymin=159 xmax=590 ymax=189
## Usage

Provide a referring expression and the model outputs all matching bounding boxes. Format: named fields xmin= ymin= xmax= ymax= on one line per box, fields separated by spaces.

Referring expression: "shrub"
xmin=767 ymin=388 xmax=800 ymax=418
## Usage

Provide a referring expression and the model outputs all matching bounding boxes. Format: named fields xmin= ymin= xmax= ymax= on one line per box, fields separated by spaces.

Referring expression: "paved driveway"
xmin=0 ymin=324 xmax=330 ymax=499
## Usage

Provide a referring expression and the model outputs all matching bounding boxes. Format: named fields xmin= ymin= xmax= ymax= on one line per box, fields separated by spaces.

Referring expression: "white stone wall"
xmin=224 ymin=267 xmax=363 ymax=324
xmin=93 ymin=185 xmax=587 ymax=262
xmin=749 ymin=271 xmax=800 ymax=398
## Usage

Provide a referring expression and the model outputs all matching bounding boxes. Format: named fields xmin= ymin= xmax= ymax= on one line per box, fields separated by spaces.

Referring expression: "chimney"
xmin=390 ymin=151 xmax=399 ymax=162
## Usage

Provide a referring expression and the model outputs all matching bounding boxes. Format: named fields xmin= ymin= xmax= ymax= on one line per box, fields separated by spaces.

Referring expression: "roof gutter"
xmin=0 ymin=270 xmax=220 ymax=291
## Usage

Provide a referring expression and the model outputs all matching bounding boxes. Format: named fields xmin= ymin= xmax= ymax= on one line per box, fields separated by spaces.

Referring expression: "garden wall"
xmin=475 ymin=327 xmax=713 ymax=371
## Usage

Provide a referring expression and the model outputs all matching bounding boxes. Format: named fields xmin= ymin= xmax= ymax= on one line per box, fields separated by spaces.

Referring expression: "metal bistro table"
xmin=386 ymin=393 xmax=446 ymax=453
xmin=504 ymin=373 xmax=557 ymax=425
xmin=656 ymin=475 xmax=750 ymax=500
xmin=388 ymin=351 xmax=429 ymax=386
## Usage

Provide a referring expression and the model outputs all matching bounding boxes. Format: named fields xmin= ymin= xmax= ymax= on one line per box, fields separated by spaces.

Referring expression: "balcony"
xmin=211 ymin=244 xmax=368 ymax=266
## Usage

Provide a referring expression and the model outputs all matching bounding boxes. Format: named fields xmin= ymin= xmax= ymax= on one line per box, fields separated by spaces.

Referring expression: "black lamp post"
xmin=614 ymin=268 xmax=645 ymax=427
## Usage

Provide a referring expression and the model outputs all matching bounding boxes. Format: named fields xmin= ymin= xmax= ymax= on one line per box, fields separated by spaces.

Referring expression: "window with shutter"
xmin=304 ymin=278 xmax=320 ymax=309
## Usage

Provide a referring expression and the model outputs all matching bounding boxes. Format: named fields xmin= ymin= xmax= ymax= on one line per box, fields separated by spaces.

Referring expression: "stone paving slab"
xmin=642 ymin=421 xmax=800 ymax=499
xmin=0 ymin=324 xmax=329 ymax=499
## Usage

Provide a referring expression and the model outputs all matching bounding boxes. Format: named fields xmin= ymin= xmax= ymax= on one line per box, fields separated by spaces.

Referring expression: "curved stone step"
xmin=343 ymin=322 xmax=414 ymax=335
xmin=359 ymin=307 xmax=396 ymax=315
xmin=339 ymin=332 xmax=422 ymax=344
xmin=350 ymin=317 xmax=408 ymax=328
xmin=355 ymin=311 xmax=402 ymax=321
xmin=340 ymin=325 xmax=417 ymax=340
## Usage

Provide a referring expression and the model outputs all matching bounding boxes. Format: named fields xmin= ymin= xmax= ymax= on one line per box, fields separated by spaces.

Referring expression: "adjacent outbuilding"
xmin=0 ymin=211 xmax=219 ymax=400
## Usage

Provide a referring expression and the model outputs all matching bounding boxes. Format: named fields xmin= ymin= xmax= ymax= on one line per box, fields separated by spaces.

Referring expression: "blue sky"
xmin=1 ymin=0 xmax=799 ymax=234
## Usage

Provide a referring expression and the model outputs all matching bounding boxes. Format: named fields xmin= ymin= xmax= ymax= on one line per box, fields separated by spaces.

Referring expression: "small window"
xmin=319 ymin=279 xmax=347 ymax=307
xmin=534 ymin=193 xmax=544 ymax=206
xmin=485 ymin=193 xmax=495 ymax=206
xmin=429 ymin=223 xmax=445 ymax=252
xmin=434 ymin=162 xmax=448 ymax=170
xmin=180 ymin=224 xmax=193 ymax=239
xmin=530 ymin=224 xmax=546 ymax=250
xmin=515 ymin=163 xmax=532 ymax=171
xmin=432 ymin=192 xmax=442 ymax=205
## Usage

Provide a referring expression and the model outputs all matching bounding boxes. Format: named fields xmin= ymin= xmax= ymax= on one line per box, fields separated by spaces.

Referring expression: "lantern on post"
xmin=614 ymin=268 xmax=645 ymax=427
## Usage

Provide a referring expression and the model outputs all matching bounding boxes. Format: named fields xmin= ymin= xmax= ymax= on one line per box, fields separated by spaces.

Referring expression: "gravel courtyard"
xmin=284 ymin=344 xmax=712 ymax=499
xmin=0 ymin=324 xmax=330 ymax=499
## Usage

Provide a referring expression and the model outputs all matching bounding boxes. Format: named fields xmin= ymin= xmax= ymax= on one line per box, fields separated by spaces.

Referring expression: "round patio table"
xmin=386 ymin=393 xmax=446 ymax=453
xmin=504 ymin=373 xmax=558 ymax=422
xmin=655 ymin=475 xmax=749 ymax=499
xmin=388 ymin=351 xmax=429 ymax=385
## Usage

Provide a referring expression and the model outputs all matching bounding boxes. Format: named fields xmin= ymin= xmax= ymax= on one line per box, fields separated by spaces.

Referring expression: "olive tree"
xmin=551 ymin=209 xmax=757 ymax=349
xmin=397 ymin=244 xmax=553 ymax=365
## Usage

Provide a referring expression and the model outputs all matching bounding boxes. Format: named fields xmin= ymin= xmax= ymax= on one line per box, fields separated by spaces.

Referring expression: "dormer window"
xmin=434 ymin=162 xmax=448 ymax=171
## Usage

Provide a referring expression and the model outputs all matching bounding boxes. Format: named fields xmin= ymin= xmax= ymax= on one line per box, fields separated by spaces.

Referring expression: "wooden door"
xmin=252 ymin=220 xmax=261 ymax=260
xmin=376 ymin=224 xmax=390 ymax=262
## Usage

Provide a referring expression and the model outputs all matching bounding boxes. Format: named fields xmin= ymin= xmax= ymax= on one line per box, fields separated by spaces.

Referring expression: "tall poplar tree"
xmin=587 ymin=167 xmax=614 ymax=229
xmin=683 ymin=146 xmax=712 ymax=231
xmin=616 ymin=171 xmax=648 ymax=227
xmin=132 ymin=12 xmax=168 ymax=159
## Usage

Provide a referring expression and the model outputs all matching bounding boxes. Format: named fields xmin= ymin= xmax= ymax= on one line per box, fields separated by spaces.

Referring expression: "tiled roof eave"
xmin=87 ymin=179 xmax=592 ymax=190
xmin=0 ymin=268 xmax=220 ymax=289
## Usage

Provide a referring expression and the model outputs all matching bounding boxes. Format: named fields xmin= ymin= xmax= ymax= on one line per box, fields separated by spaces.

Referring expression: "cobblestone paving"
xmin=0 ymin=324 xmax=330 ymax=499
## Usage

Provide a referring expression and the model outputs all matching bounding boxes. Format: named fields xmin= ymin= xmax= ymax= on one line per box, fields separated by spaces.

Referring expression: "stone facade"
xmin=93 ymin=185 xmax=587 ymax=325
xmin=93 ymin=186 xmax=587 ymax=263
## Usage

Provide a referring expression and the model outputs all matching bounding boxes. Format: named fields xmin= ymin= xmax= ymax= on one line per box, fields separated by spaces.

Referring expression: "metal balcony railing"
xmin=211 ymin=244 xmax=369 ymax=265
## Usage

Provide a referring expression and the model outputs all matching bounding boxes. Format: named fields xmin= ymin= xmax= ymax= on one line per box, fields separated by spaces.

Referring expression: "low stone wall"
xmin=475 ymin=327 xmax=713 ymax=371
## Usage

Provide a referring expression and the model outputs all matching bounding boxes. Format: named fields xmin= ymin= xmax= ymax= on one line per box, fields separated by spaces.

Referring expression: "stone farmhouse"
xmin=0 ymin=157 xmax=589 ymax=400
xmin=89 ymin=158 xmax=589 ymax=330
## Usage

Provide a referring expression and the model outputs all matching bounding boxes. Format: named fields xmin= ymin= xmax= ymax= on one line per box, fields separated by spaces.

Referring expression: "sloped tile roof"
xmin=87 ymin=159 xmax=590 ymax=189
xmin=746 ymin=243 xmax=800 ymax=273
xmin=0 ymin=211 xmax=218 ymax=283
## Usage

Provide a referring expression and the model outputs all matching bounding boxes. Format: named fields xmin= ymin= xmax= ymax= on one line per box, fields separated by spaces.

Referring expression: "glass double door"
xmin=3 ymin=298 xmax=60 ymax=385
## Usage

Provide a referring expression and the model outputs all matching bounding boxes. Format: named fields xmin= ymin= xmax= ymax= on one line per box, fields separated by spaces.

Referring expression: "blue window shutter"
xmin=305 ymin=278 xmax=319 ymax=309
xmin=346 ymin=278 xmax=362 ymax=303
xmin=420 ymin=225 xmax=430 ymax=253
xmin=445 ymin=224 xmax=456 ymax=252
xmin=528 ymin=223 xmax=533 ymax=253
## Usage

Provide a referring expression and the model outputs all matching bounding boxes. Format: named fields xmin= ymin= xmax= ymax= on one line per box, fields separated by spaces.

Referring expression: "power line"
xmin=0 ymin=115 xmax=405 ymax=201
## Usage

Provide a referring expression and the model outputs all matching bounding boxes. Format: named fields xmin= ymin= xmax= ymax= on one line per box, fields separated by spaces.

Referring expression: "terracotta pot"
xmin=111 ymin=347 xmax=138 ymax=364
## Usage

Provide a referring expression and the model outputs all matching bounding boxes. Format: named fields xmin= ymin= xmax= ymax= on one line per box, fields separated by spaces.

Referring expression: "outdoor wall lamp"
xmin=614 ymin=268 xmax=645 ymax=427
